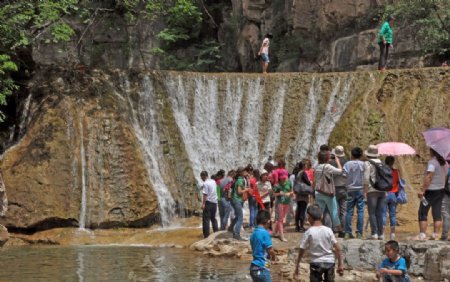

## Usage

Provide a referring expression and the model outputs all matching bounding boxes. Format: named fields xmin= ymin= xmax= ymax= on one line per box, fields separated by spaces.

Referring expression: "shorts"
xmin=418 ymin=189 xmax=444 ymax=221
xmin=261 ymin=53 xmax=270 ymax=63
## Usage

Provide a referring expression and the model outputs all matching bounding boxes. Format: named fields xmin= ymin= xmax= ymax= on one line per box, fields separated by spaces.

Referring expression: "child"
xmin=377 ymin=240 xmax=410 ymax=282
xmin=273 ymin=171 xmax=293 ymax=242
xmin=294 ymin=204 xmax=344 ymax=281
xmin=250 ymin=210 xmax=276 ymax=282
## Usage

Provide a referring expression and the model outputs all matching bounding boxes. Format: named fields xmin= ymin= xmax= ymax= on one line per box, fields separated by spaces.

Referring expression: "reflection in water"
xmin=77 ymin=252 xmax=84 ymax=282
xmin=0 ymin=246 xmax=250 ymax=281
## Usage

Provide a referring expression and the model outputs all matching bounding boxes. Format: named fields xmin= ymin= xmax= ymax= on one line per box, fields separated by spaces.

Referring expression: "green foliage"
xmin=0 ymin=55 xmax=18 ymax=121
xmin=0 ymin=0 xmax=79 ymax=121
xmin=51 ymin=22 xmax=76 ymax=43
xmin=384 ymin=0 xmax=450 ymax=54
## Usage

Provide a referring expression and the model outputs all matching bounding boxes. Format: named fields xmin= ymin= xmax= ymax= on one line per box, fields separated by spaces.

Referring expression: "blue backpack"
xmin=396 ymin=178 xmax=407 ymax=204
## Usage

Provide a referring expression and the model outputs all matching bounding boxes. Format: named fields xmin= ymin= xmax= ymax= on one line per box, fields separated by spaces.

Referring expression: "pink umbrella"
xmin=376 ymin=142 xmax=416 ymax=156
xmin=422 ymin=127 xmax=450 ymax=160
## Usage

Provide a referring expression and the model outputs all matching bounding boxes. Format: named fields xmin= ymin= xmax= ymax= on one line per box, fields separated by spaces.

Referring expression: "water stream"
xmin=78 ymin=115 xmax=87 ymax=230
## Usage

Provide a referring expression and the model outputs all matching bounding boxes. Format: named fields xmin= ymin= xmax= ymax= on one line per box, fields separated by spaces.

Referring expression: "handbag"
xmin=315 ymin=164 xmax=335 ymax=196
xmin=293 ymin=171 xmax=313 ymax=196
xmin=395 ymin=178 xmax=407 ymax=204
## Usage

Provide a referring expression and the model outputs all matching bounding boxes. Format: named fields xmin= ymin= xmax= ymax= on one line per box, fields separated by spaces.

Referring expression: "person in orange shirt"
xmin=384 ymin=156 xmax=400 ymax=240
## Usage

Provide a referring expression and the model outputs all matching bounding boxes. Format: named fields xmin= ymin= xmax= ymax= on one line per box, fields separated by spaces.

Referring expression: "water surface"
xmin=0 ymin=245 xmax=251 ymax=281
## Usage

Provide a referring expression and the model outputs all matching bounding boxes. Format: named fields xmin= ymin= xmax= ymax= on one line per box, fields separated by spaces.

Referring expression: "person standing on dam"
xmin=258 ymin=33 xmax=273 ymax=74
xmin=378 ymin=15 xmax=394 ymax=71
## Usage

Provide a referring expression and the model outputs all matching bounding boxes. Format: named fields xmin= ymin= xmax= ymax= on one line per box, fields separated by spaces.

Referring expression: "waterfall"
xmin=310 ymin=75 xmax=353 ymax=154
xmin=262 ymin=80 xmax=288 ymax=159
xmin=18 ymin=92 xmax=33 ymax=138
xmin=78 ymin=116 xmax=87 ymax=230
xmin=286 ymin=77 xmax=322 ymax=161
xmin=122 ymin=76 xmax=176 ymax=227
xmin=164 ymin=75 xmax=266 ymax=179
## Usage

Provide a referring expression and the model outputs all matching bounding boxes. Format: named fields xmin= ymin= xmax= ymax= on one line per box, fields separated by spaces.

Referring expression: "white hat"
xmin=364 ymin=144 xmax=379 ymax=158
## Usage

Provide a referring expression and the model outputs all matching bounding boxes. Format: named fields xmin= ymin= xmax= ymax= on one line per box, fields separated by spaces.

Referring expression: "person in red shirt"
xmin=385 ymin=156 xmax=400 ymax=240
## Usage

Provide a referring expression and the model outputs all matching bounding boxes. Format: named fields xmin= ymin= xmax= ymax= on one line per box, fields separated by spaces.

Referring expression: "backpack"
xmin=368 ymin=160 xmax=393 ymax=191
xmin=444 ymin=168 xmax=450 ymax=196
xmin=396 ymin=178 xmax=408 ymax=204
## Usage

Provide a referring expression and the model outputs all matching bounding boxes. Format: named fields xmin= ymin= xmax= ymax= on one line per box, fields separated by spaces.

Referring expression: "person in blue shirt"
xmin=377 ymin=240 xmax=410 ymax=282
xmin=250 ymin=210 xmax=276 ymax=282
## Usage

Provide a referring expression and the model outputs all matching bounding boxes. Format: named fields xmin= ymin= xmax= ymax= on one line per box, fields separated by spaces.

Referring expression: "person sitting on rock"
xmin=294 ymin=204 xmax=344 ymax=281
xmin=250 ymin=210 xmax=276 ymax=282
xmin=376 ymin=240 xmax=410 ymax=282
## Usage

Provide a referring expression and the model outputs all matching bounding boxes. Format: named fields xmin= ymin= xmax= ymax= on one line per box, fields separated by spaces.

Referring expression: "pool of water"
xmin=0 ymin=245 xmax=251 ymax=281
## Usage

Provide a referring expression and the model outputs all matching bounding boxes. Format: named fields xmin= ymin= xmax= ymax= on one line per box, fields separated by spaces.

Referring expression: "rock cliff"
xmin=27 ymin=1 xmax=437 ymax=73
xmin=0 ymin=67 xmax=448 ymax=231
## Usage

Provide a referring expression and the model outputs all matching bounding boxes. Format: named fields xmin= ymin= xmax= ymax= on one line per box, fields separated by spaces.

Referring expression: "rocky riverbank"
xmin=190 ymin=229 xmax=450 ymax=281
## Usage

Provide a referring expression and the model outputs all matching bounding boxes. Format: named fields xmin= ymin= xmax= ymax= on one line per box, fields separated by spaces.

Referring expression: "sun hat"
xmin=260 ymin=169 xmax=268 ymax=176
xmin=364 ymin=144 xmax=379 ymax=158
xmin=333 ymin=145 xmax=345 ymax=157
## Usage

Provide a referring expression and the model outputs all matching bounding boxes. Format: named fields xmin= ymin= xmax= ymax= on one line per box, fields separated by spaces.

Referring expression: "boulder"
xmin=0 ymin=224 xmax=8 ymax=247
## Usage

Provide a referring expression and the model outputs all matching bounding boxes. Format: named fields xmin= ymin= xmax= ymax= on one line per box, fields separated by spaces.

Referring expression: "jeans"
xmin=219 ymin=198 xmax=232 ymax=230
xmin=367 ymin=192 xmax=386 ymax=236
xmin=315 ymin=192 xmax=340 ymax=227
xmin=335 ymin=187 xmax=347 ymax=231
xmin=345 ymin=190 xmax=365 ymax=235
xmin=230 ymin=199 xmax=244 ymax=236
xmin=249 ymin=196 xmax=258 ymax=228
xmin=384 ymin=192 xmax=397 ymax=228
xmin=442 ymin=193 xmax=450 ymax=238
xmin=250 ymin=265 xmax=271 ymax=282
xmin=202 ymin=201 xmax=218 ymax=238
xmin=310 ymin=262 xmax=335 ymax=282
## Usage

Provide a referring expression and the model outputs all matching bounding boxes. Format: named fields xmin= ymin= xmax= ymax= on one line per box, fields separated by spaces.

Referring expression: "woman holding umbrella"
xmin=418 ymin=148 xmax=449 ymax=240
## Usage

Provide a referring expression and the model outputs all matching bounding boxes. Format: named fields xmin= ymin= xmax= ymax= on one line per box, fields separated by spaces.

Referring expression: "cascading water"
xmin=78 ymin=115 xmax=87 ymax=230
xmin=163 ymin=73 xmax=364 ymax=179
xmin=122 ymin=76 xmax=176 ymax=227
xmin=262 ymin=80 xmax=288 ymax=158
xmin=286 ymin=77 xmax=322 ymax=161
xmin=310 ymin=75 xmax=353 ymax=154
xmin=18 ymin=92 xmax=33 ymax=138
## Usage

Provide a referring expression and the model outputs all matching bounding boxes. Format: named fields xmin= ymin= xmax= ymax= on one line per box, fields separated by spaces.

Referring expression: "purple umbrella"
xmin=422 ymin=127 xmax=450 ymax=160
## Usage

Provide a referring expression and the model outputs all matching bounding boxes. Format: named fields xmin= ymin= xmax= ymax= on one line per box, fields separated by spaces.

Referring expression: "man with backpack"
xmin=364 ymin=145 xmax=392 ymax=240
xmin=441 ymin=160 xmax=450 ymax=241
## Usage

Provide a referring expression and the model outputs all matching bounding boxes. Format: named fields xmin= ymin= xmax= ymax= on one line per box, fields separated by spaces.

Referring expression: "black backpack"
xmin=368 ymin=160 xmax=393 ymax=191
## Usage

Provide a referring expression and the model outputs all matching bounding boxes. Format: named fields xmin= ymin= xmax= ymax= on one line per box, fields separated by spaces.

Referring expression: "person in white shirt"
xmin=258 ymin=33 xmax=273 ymax=74
xmin=200 ymin=171 xmax=218 ymax=238
xmin=418 ymin=149 xmax=449 ymax=240
xmin=294 ymin=204 xmax=344 ymax=281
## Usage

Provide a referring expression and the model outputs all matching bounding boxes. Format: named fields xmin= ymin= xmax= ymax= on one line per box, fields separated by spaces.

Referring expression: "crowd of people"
xmin=199 ymin=143 xmax=450 ymax=281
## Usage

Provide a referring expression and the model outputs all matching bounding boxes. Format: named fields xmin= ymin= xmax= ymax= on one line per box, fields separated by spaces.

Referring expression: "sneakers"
xmin=280 ymin=236 xmax=288 ymax=242
xmin=356 ymin=233 xmax=363 ymax=239
xmin=378 ymin=234 xmax=385 ymax=241
xmin=429 ymin=233 xmax=438 ymax=240
xmin=344 ymin=233 xmax=354 ymax=240
xmin=390 ymin=233 xmax=396 ymax=240
xmin=440 ymin=236 xmax=448 ymax=241
xmin=369 ymin=234 xmax=378 ymax=240
xmin=233 ymin=234 xmax=247 ymax=241
xmin=418 ymin=233 xmax=426 ymax=241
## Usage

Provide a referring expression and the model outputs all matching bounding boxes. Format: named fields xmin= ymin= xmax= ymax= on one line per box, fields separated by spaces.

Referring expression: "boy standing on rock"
xmin=294 ymin=204 xmax=344 ymax=281
xmin=250 ymin=210 xmax=276 ymax=282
